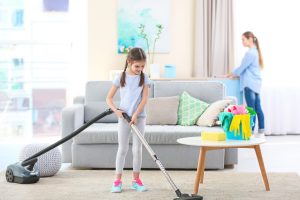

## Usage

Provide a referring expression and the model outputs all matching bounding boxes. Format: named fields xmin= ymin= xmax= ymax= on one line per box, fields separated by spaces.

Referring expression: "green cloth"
xmin=219 ymin=112 xmax=234 ymax=132
xmin=246 ymin=106 xmax=256 ymax=115
xmin=177 ymin=91 xmax=209 ymax=126
xmin=219 ymin=110 xmax=256 ymax=133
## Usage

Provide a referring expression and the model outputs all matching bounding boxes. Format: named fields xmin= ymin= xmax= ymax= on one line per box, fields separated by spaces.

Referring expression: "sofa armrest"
xmin=73 ymin=96 xmax=85 ymax=104
xmin=61 ymin=104 xmax=84 ymax=163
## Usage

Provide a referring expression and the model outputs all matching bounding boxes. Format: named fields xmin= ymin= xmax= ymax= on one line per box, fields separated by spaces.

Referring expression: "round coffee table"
xmin=177 ymin=137 xmax=270 ymax=194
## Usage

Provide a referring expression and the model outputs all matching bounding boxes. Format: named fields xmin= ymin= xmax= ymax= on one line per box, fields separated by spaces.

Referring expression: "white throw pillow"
xmin=196 ymin=99 xmax=233 ymax=127
xmin=146 ymin=96 xmax=180 ymax=125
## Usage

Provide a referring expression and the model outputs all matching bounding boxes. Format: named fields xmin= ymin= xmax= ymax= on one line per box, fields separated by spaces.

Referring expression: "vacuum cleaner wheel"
xmin=5 ymin=168 xmax=14 ymax=183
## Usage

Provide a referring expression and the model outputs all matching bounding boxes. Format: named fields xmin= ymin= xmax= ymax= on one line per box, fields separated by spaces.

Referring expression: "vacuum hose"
xmin=21 ymin=108 xmax=113 ymax=167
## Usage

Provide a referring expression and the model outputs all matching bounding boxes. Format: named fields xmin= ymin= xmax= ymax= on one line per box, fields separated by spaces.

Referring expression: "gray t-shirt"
xmin=113 ymin=73 xmax=151 ymax=117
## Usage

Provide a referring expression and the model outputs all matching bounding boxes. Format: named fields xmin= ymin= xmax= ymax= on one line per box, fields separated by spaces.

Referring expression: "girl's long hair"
xmin=243 ymin=31 xmax=264 ymax=69
xmin=120 ymin=47 xmax=147 ymax=87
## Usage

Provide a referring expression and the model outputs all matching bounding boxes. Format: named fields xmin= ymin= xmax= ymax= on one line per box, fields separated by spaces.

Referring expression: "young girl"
xmin=106 ymin=47 xmax=151 ymax=193
xmin=227 ymin=31 xmax=265 ymax=138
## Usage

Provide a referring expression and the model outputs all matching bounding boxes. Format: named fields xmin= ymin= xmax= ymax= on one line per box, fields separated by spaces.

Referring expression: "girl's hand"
xmin=115 ymin=109 xmax=124 ymax=118
xmin=130 ymin=113 xmax=138 ymax=125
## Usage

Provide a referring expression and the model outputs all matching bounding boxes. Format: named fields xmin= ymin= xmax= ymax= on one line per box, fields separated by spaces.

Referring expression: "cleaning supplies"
xmin=229 ymin=114 xmax=252 ymax=140
xmin=219 ymin=105 xmax=256 ymax=140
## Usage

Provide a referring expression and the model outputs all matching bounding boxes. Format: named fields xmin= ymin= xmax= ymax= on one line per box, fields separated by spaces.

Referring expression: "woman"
xmin=227 ymin=31 xmax=265 ymax=138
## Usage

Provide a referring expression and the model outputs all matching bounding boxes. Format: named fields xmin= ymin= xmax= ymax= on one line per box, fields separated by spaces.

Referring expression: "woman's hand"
xmin=130 ymin=113 xmax=138 ymax=125
xmin=226 ymin=73 xmax=238 ymax=79
xmin=226 ymin=73 xmax=233 ymax=78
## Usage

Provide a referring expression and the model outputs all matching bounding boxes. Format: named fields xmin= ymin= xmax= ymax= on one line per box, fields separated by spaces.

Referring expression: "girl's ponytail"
xmin=120 ymin=61 xmax=127 ymax=87
xmin=139 ymin=71 xmax=145 ymax=87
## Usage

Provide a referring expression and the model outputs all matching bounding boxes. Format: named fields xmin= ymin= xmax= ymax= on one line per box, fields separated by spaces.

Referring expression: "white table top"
xmin=177 ymin=137 xmax=266 ymax=147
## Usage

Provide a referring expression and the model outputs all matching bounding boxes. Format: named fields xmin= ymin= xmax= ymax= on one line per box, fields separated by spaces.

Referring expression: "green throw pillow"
xmin=177 ymin=91 xmax=209 ymax=126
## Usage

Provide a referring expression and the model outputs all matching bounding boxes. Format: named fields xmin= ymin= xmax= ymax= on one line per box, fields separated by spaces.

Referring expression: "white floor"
xmin=1 ymin=135 xmax=300 ymax=175
xmin=228 ymin=135 xmax=300 ymax=175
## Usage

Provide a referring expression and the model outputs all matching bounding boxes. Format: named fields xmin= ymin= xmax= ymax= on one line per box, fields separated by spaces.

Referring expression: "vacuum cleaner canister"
xmin=6 ymin=162 xmax=40 ymax=184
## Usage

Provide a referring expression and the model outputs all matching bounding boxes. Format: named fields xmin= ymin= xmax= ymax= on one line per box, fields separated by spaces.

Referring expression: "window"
xmin=234 ymin=0 xmax=300 ymax=86
xmin=0 ymin=0 xmax=87 ymax=139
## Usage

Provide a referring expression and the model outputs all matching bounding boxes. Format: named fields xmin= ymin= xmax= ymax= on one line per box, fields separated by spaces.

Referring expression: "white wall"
xmin=234 ymin=0 xmax=300 ymax=86
xmin=88 ymin=0 xmax=195 ymax=80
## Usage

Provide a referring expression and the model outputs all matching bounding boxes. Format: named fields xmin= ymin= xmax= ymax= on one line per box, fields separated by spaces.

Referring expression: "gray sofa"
xmin=61 ymin=80 xmax=238 ymax=169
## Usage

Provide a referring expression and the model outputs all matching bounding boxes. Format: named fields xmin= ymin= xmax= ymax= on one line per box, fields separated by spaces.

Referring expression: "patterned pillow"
xmin=196 ymin=99 xmax=233 ymax=127
xmin=177 ymin=91 xmax=209 ymax=126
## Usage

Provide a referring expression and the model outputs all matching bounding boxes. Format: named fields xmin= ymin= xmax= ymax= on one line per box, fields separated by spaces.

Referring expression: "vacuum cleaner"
xmin=5 ymin=108 xmax=113 ymax=184
xmin=5 ymin=108 xmax=203 ymax=200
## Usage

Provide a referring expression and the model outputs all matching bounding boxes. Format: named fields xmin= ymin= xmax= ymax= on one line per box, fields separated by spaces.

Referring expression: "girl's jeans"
xmin=244 ymin=87 xmax=265 ymax=132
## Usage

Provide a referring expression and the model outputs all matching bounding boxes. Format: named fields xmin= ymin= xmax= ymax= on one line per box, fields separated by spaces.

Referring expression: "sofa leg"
xmin=224 ymin=164 xmax=235 ymax=169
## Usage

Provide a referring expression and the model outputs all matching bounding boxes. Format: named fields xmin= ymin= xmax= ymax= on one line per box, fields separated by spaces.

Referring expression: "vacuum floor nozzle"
xmin=174 ymin=193 xmax=203 ymax=200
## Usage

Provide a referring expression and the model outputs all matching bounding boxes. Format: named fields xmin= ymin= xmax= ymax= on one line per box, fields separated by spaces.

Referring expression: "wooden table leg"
xmin=199 ymin=148 xmax=206 ymax=184
xmin=194 ymin=147 xmax=206 ymax=194
xmin=254 ymin=145 xmax=270 ymax=191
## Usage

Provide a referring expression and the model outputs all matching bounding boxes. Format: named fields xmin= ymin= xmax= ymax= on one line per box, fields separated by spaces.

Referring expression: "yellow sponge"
xmin=201 ymin=132 xmax=226 ymax=141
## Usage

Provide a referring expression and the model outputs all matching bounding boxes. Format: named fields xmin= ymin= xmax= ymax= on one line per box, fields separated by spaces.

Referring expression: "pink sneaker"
xmin=132 ymin=178 xmax=147 ymax=192
xmin=111 ymin=180 xmax=122 ymax=193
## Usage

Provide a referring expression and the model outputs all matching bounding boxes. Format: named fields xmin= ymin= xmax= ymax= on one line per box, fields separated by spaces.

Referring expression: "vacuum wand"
xmin=122 ymin=113 xmax=203 ymax=200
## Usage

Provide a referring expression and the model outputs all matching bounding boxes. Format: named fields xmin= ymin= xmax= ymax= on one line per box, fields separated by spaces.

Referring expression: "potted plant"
xmin=138 ymin=24 xmax=163 ymax=78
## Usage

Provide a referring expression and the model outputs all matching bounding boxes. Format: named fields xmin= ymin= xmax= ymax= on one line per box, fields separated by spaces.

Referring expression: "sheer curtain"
xmin=193 ymin=0 xmax=234 ymax=77
xmin=234 ymin=0 xmax=300 ymax=135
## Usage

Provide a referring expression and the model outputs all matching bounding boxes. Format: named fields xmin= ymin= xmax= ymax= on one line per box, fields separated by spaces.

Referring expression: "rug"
xmin=1 ymin=169 xmax=300 ymax=200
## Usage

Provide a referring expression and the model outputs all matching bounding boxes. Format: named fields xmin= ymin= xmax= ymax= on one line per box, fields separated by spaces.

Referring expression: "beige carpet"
xmin=1 ymin=169 xmax=300 ymax=200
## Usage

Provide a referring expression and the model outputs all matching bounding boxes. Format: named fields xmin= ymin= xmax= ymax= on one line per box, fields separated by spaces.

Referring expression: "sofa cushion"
xmin=153 ymin=81 xmax=225 ymax=103
xmin=146 ymin=96 xmax=179 ymax=125
xmin=177 ymin=92 xmax=209 ymax=126
xmin=73 ymin=123 xmax=118 ymax=145
xmin=144 ymin=125 xmax=223 ymax=144
xmin=85 ymin=81 xmax=120 ymax=101
xmin=84 ymin=101 xmax=119 ymax=123
xmin=197 ymin=99 xmax=233 ymax=127
xmin=73 ymin=123 xmax=224 ymax=145
xmin=84 ymin=81 xmax=154 ymax=123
